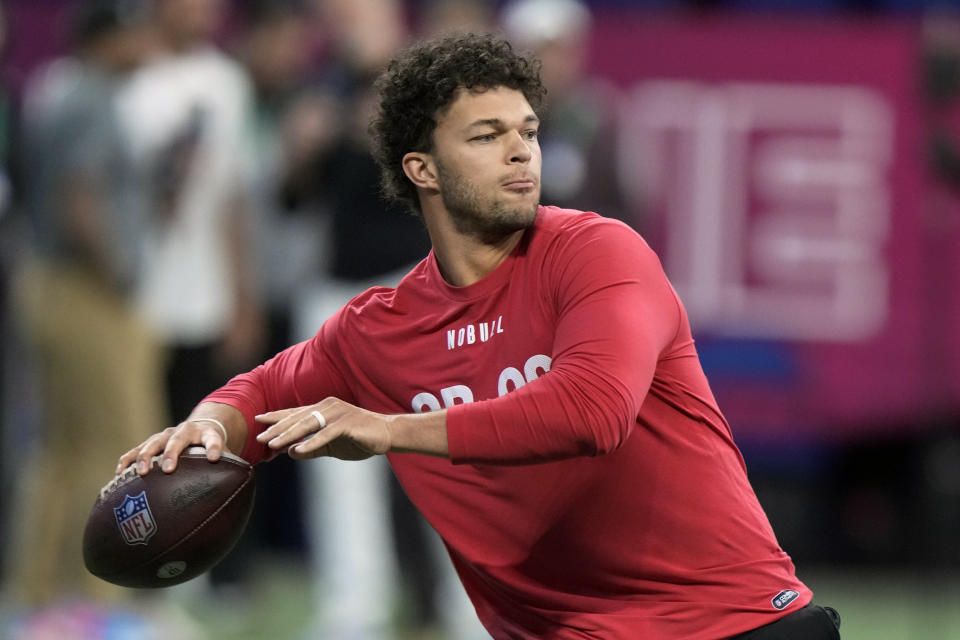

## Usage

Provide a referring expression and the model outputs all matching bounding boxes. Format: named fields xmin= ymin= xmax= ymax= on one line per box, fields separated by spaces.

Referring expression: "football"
xmin=83 ymin=446 xmax=256 ymax=588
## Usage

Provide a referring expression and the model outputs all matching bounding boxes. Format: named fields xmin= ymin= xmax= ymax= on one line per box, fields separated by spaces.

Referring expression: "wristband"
xmin=192 ymin=417 xmax=229 ymax=445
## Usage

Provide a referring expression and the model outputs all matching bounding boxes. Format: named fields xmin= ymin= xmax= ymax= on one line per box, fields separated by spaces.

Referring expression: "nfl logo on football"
xmin=114 ymin=491 xmax=158 ymax=545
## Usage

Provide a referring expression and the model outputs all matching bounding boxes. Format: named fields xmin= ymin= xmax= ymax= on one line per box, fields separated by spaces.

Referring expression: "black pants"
xmin=730 ymin=604 xmax=841 ymax=639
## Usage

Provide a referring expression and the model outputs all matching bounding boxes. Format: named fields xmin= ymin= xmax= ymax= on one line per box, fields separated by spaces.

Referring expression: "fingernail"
xmin=115 ymin=464 xmax=122 ymax=475
xmin=162 ymin=458 xmax=174 ymax=472
xmin=136 ymin=461 xmax=147 ymax=474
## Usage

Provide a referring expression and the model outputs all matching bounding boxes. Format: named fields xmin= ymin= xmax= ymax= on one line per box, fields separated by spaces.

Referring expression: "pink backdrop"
xmin=587 ymin=13 xmax=955 ymax=440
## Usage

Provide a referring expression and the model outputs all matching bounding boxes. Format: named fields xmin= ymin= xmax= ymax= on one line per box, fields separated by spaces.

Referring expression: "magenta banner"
xmin=588 ymin=14 xmax=954 ymax=440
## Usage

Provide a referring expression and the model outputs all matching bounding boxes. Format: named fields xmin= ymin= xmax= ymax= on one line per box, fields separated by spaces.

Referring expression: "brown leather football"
xmin=83 ymin=446 xmax=256 ymax=588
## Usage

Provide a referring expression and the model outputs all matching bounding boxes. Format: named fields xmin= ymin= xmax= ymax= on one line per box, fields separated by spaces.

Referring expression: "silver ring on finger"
xmin=310 ymin=410 xmax=326 ymax=429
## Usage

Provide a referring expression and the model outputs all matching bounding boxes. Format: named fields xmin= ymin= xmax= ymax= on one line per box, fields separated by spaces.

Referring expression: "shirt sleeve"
xmin=446 ymin=218 xmax=683 ymax=465
xmin=203 ymin=312 xmax=355 ymax=464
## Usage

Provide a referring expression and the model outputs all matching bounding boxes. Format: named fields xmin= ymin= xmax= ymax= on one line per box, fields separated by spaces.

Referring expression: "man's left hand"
xmin=255 ymin=398 xmax=393 ymax=461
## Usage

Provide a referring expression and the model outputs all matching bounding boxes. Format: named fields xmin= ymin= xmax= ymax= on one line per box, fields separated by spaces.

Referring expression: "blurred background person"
xmin=115 ymin=0 xmax=266 ymax=494
xmin=3 ymin=0 xmax=175 ymax=636
xmin=228 ymin=0 xmax=327 ymax=584
xmin=239 ymin=0 xmax=327 ymax=362
xmin=500 ymin=0 xmax=630 ymax=224
xmin=282 ymin=0 xmax=485 ymax=637
xmin=113 ymin=0 xmax=270 ymax=598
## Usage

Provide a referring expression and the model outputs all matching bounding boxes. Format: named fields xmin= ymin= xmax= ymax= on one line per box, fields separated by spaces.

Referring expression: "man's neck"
xmin=424 ymin=209 xmax=527 ymax=288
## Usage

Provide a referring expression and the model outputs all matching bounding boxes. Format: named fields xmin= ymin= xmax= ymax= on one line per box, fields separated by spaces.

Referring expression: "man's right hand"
xmin=116 ymin=402 xmax=245 ymax=476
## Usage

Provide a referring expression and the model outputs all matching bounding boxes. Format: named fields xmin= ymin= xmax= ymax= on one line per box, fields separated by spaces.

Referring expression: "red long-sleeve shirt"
xmin=206 ymin=206 xmax=811 ymax=639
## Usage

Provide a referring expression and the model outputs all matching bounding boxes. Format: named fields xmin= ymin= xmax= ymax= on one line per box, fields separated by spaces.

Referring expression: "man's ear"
xmin=402 ymin=152 xmax=438 ymax=192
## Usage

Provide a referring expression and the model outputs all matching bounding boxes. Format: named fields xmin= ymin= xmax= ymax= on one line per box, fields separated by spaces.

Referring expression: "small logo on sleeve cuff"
xmin=771 ymin=589 xmax=800 ymax=610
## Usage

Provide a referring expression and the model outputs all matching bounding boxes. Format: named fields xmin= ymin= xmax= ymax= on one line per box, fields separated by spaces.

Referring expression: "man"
xmin=115 ymin=0 xmax=266 ymax=432
xmin=10 ymin=0 xmax=165 ymax=607
xmin=119 ymin=34 xmax=841 ymax=639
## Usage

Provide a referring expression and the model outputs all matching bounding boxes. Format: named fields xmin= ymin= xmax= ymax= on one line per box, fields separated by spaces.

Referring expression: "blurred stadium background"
xmin=1 ymin=0 xmax=960 ymax=638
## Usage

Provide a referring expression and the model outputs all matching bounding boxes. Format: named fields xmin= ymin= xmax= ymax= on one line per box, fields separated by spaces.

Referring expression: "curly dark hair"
xmin=370 ymin=33 xmax=546 ymax=215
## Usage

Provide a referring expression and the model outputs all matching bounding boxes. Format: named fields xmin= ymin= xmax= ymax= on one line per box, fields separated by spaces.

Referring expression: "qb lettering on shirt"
xmin=411 ymin=354 xmax=551 ymax=412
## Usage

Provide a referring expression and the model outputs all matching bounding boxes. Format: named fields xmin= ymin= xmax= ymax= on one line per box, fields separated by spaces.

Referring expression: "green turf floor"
xmin=176 ymin=560 xmax=960 ymax=640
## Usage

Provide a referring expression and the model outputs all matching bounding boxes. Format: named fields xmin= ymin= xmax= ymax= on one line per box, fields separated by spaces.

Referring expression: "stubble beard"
xmin=436 ymin=160 xmax=539 ymax=242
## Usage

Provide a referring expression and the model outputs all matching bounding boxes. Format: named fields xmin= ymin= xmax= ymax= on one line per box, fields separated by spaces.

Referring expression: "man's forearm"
xmin=188 ymin=402 xmax=248 ymax=455
xmin=386 ymin=409 xmax=450 ymax=458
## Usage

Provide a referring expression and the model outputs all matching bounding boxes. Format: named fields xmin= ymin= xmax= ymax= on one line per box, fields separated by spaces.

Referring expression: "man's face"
xmin=430 ymin=86 xmax=542 ymax=240
xmin=158 ymin=0 xmax=223 ymax=45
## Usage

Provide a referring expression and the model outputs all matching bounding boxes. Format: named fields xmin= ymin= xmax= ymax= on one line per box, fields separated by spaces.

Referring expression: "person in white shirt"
xmin=116 ymin=0 xmax=266 ymax=432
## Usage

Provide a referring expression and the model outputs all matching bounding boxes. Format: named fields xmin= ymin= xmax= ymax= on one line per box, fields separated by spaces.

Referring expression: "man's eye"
xmin=473 ymin=134 xmax=495 ymax=142
xmin=524 ymin=129 xmax=539 ymax=140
